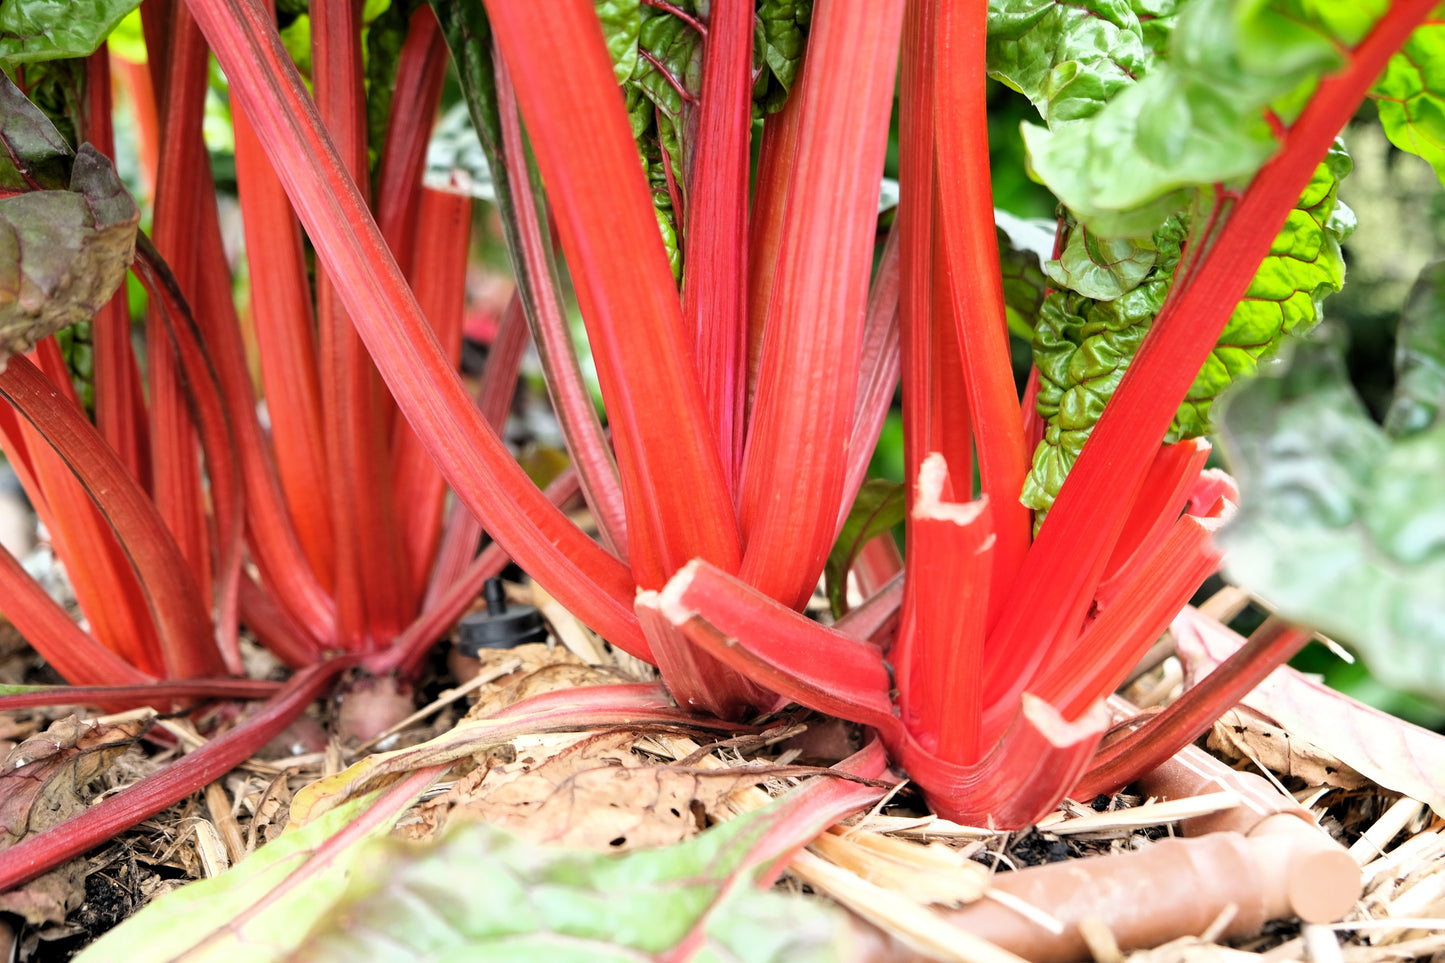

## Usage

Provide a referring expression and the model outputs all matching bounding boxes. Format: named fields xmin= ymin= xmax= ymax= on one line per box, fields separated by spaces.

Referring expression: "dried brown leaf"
xmin=405 ymin=730 xmax=774 ymax=851
xmin=0 ymin=715 xmax=148 ymax=924
xmin=1208 ymin=706 xmax=1368 ymax=790
xmin=1176 ymin=607 xmax=1445 ymax=814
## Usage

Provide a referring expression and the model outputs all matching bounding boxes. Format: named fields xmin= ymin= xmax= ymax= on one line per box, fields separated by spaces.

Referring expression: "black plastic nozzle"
xmin=454 ymin=578 xmax=549 ymax=655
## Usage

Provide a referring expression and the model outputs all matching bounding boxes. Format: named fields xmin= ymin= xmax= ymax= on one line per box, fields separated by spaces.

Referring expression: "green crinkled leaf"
xmin=75 ymin=793 xmax=383 ymax=963
xmin=1024 ymin=143 xmax=1349 ymax=518
xmin=0 ymin=76 xmax=138 ymax=364
xmin=85 ymin=798 xmax=850 ymax=963
xmin=1385 ymin=260 xmax=1445 ymax=437
xmin=1170 ymin=144 xmax=1350 ymax=439
xmin=0 ymin=0 xmax=140 ymax=65
xmin=1373 ymin=22 xmax=1445 ymax=187
xmin=987 ymin=0 xmax=1158 ymax=128
xmin=1022 ymin=0 xmax=1366 ymax=237
xmin=597 ymin=0 xmax=642 ymax=83
xmin=290 ymin=816 xmax=850 ymax=962
xmin=755 ymin=0 xmax=812 ymax=113
xmin=1023 ymin=267 xmax=1169 ymax=516
xmin=1220 ymin=329 xmax=1445 ymax=703
xmin=1044 ymin=223 xmax=1157 ymax=300
xmin=1022 ymin=214 xmax=1183 ymax=517
xmin=825 ymin=479 xmax=905 ymax=617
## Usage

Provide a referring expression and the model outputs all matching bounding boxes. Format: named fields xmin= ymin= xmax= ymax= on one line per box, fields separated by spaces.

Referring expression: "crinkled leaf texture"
xmin=0 ymin=76 xmax=138 ymax=362
xmin=1220 ymin=305 xmax=1445 ymax=701
xmin=1020 ymin=0 xmax=1364 ymax=236
xmin=1024 ymin=145 xmax=1349 ymax=517
xmin=0 ymin=0 xmax=140 ymax=64
xmin=81 ymin=796 xmax=850 ymax=963
xmin=995 ymin=208 xmax=1055 ymax=335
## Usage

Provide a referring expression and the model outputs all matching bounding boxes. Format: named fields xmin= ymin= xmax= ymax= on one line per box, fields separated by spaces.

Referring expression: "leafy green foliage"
xmin=1220 ymin=280 xmax=1445 ymax=700
xmin=1023 ymin=146 xmax=1349 ymax=517
xmin=825 ymin=479 xmax=905 ymax=617
xmin=74 ymin=794 xmax=382 ymax=963
xmin=997 ymin=0 xmax=1363 ymax=517
xmin=0 ymin=0 xmax=139 ymax=65
xmin=1171 ymin=143 xmax=1351 ymax=438
xmin=1018 ymin=0 xmax=1362 ymax=237
xmin=82 ymin=796 xmax=851 ymax=963
xmin=987 ymin=0 xmax=1175 ymax=129
xmin=597 ymin=0 xmax=813 ymax=279
xmin=1373 ymin=22 xmax=1445 ymax=186
xmin=0 ymin=75 xmax=138 ymax=363
xmin=1023 ymin=215 xmax=1184 ymax=516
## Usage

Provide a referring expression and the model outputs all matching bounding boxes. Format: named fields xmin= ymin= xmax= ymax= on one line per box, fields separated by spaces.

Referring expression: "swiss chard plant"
xmin=0 ymin=0 xmax=1439 ymax=899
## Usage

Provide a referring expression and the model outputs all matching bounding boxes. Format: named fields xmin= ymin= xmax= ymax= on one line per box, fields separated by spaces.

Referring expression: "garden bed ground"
xmin=1 ymin=580 xmax=1442 ymax=963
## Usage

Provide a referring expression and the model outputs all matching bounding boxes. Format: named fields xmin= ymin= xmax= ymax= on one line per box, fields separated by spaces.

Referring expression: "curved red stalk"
xmin=493 ymin=57 xmax=629 ymax=560
xmin=1099 ymin=439 xmax=1212 ymax=591
xmin=0 ymin=541 xmax=151 ymax=687
xmin=312 ymin=0 xmax=411 ymax=647
xmin=986 ymin=0 xmax=1438 ymax=694
xmin=1074 ymin=615 xmax=1310 ymax=798
xmin=653 ymin=560 xmax=1107 ymax=828
xmin=738 ymin=0 xmax=905 ymax=609
xmin=485 ymin=0 xmax=739 ymax=591
xmin=0 ymin=654 xmax=358 ymax=894
xmin=682 ymin=0 xmax=753 ymax=485
xmin=1031 ymin=493 xmax=1234 ymax=722
xmin=0 ymin=355 xmax=225 ymax=679
xmin=0 ymin=678 xmax=281 ymax=712
xmin=841 ymin=224 xmax=903 ymax=522
xmin=933 ymin=0 xmax=1030 ymax=626
xmin=8 ymin=347 xmax=163 ymax=674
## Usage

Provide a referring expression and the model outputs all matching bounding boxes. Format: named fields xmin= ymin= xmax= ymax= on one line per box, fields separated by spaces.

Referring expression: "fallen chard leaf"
xmin=1208 ymin=706 xmax=1368 ymax=791
xmin=0 ymin=715 xmax=149 ymax=927
xmin=74 ymin=792 xmax=385 ymax=963
xmin=1219 ymin=305 xmax=1445 ymax=702
xmin=825 ymin=479 xmax=905 ymax=617
xmin=84 ymin=791 xmax=852 ymax=963
xmin=0 ymin=75 xmax=139 ymax=363
xmin=0 ymin=0 xmax=139 ymax=64
xmin=1175 ymin=608 xmax=1445 ymax=815
xmin=288 ymin=805 xmax=851 ymax=963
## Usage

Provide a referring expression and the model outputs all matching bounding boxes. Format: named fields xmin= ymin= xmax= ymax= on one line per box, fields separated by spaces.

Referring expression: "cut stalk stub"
xmin=448 ymin=578 xmax=549 ymax=680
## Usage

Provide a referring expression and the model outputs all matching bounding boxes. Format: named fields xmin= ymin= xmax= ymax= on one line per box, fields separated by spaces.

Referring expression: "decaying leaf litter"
xmin=0 ymin=581 xmax=1438 ymax=961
